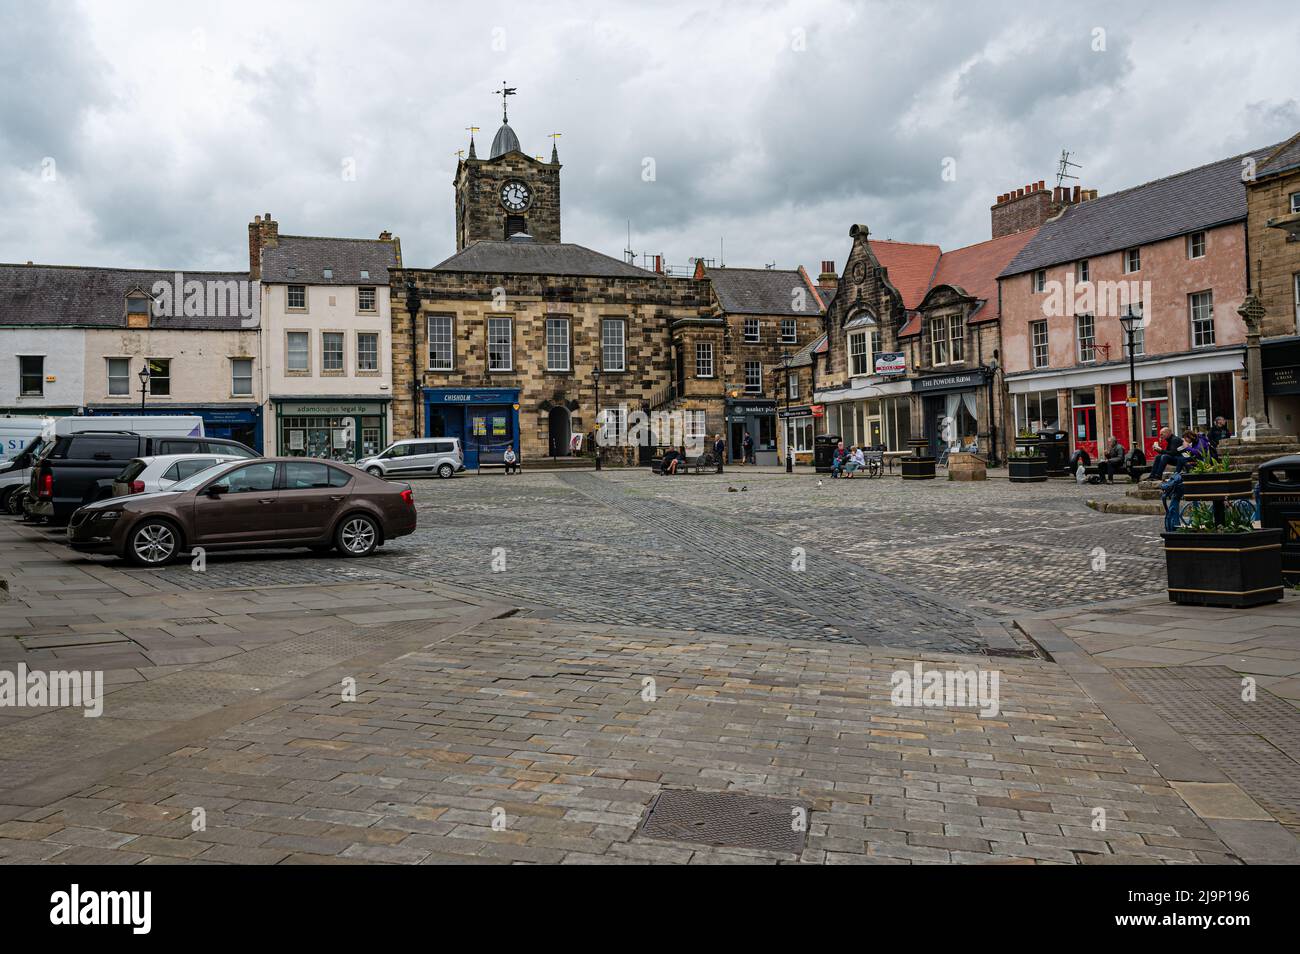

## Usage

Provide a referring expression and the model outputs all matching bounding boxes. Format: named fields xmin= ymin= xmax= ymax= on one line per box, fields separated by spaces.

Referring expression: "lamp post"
xmin=1119 ymin=311 xmax=1141 ymax=454
xmin=780 ymin=351 xmax=794 ymax=473
xmin=592 ymin=366 xmax=602 ymax=472
xmin=137 ymin=365 xmax=151 ymax=411
xmin=982 ymin=356 xmax=1000 ymax=467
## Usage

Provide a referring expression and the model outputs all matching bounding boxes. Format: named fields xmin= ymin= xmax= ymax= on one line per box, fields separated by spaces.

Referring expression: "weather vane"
xmin=492 ymin=82 xmax=517 ymax=123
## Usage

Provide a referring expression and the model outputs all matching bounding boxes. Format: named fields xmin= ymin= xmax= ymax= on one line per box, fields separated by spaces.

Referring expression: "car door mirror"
xmin=204 ymin=484 xmax=226 ymax=498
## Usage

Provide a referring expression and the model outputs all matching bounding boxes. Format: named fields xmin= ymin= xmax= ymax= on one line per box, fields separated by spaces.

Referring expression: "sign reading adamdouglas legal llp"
xmin=874 ymin=352 xmax=906 ymax=375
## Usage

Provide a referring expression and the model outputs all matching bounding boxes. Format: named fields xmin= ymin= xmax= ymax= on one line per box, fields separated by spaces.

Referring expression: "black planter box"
xmin=1008 ymin=457 xmax=1048 ymax=483
xmin=901 ymin=457 xmax=936 ymax=480
xmin=1181 ymin=470 xmax=1253 ymax=501
xmin=1162 ymin=528 xmax=1283 ymax=608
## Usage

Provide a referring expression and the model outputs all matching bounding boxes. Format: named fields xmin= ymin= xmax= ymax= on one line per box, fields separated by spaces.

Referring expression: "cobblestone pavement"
xmin=113 ymin=471 xmax=1163 ymax=653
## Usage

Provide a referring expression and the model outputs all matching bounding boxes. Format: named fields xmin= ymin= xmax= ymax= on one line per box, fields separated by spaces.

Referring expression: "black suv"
xmin=29 ymin=432 xmax=259 ymax=524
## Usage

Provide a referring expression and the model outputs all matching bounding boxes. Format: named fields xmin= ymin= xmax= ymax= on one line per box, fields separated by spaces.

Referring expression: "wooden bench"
xmin=652 ymin=452 xmax=717 ymax=475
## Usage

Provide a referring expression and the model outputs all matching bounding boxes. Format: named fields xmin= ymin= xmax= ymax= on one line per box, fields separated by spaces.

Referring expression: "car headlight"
xmin=96 ymin=510 xmax=123 ymax=521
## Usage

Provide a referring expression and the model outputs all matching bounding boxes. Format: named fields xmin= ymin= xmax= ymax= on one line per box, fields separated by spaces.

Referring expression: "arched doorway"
xmin=548 ymin=405 xmax=571 ymax=457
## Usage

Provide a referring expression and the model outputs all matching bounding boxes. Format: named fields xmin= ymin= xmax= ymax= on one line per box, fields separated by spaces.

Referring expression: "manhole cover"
xmin=638 ymin=789 xmax=808 ymax=853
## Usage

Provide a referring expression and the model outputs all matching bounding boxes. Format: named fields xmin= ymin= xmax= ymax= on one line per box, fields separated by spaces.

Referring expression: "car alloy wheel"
xmin=367 ymin=466 xmax=384 ymax=477
xmin=337 ymin=515 xmax=378 ymax=556
xmin=130 ymin=521 xmax=178 ymax=566
xmin=2 ymin=489 xmax=19 ymax=516
xmin=438 ymin=463 xmax=454 ymax=478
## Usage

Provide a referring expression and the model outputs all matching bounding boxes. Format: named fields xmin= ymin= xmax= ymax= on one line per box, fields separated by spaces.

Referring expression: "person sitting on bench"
xmin=661 ymin=448 xmax=681 ymax=475
xmin=1149 ymin=427 xmax=1187 ymax=480
xmin=503 ymin=447 xmax=520 ymax=475
xmin=1097 ymin=437 xmax=1125 ymax=485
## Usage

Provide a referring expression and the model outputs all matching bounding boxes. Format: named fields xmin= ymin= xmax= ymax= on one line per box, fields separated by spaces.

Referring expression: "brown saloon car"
xmin=68 ymin=457 xmax=416 ymax=566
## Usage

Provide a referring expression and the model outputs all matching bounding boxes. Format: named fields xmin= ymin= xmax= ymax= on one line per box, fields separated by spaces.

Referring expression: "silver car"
xmin=356 ymin=438 xmax=465 ymax=479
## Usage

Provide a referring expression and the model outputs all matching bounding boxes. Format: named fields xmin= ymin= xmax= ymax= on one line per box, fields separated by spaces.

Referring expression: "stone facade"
xmin=1246 ymin=137 xmax=1300 ymax=339
xmin=455 ymin=152 xmax=561 ymax=248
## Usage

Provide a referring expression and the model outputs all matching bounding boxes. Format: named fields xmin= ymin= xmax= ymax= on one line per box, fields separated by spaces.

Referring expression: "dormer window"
xmin=323 ymin=268 xmax=333 ymax=280
xmin=360 ymin=270 xmax=370 ymax=280
xmin=125 ymin=294 xmax=151 ymax=327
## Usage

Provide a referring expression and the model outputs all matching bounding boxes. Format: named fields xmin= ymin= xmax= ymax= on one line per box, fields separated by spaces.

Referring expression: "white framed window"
xmin=1030 ymin=320 xmax=1049 ymax=369
xmin=930 ymin=316 xmax=949 ymax=365
xmin=356 ymin=333 xmax=379 ymax=372
xmin=287 ymin=285 xmax=306 ymax=310
xmin=849 ymin=331 xmax=870 ymax=375
xmin=19 ymin=355 xmax=44 ymax=396
xmin=695 ymin=341 xmax=714 ymax=378
xmin=1076 ymin=313 xmax=1096 ymax=362
xmin=545 ymin=317 xmax=570 ymax=372
xmin=428 ymin=314 xmax=454 ymax=370
xmin=107 ymin=357 xmax=130 ymax=396
xmin=787 ymin=372 xmax=799 ymax=402
xmin=1033 ymin=270 xmax=1046 ymax=293
xmin=785 ymin=416 xmax=814 ymax=454
xmin=1124 ymin=248 xmax=1141 ymax=273
xmin=1190 ymin=291 xmax=1215 ymax=348
xmin=1123 ymin=305 xmax=1145 ymax=358
xmin=231 ymin=357 xmax=253 ymax=395
xmin=870 ymin=329 xmax=881 ymax=355
xmin=601 ymin=318 xmax=625 ymax=371
xmin=948 ymin=314 xmax=965 ymax=363
xmin=780 ymin=318 xmax=797 ymax=342
xmin=488 ymin=316 xmax=513 ymax=371
xmin=685 ymin=409 xmax=707 ymax=447
xmin=322 ymin=332 xmax=345 ymax=372
xmin=744 ymin=361 xmax=762 ymax=393
xmin=1187 ymin=231 xmax=1206 ymax=259
xmin=743 ymin=318 xmax=760 ymax=342
xmin=1076 ymin=260 xmax=1090 ymax=283
xmin=1291 ymin=192 xmax=1300 ymax=214
xmin=358 ymin=286 xmax=377 ymax=312
xmin=287 ymin=332 xmax=309 ymax=372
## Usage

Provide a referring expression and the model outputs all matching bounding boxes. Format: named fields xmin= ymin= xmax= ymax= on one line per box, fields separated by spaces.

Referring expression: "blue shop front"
xmin=423 ymin=388 xmax=520 ymax=469
xmin=87 ymin=404 xmax=262 ymax=450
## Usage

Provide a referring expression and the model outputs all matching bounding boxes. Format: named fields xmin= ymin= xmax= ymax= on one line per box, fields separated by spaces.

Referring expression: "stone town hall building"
xmin=391 ymin=106 xmax=825 ymax=467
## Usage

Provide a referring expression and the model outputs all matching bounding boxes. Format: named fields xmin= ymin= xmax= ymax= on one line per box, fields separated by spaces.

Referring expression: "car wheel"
xmin=336 ymin=514 xmax=379 ymax=557
xmin=366 ymin=466 xmax=384 ymax=477
xmin=127 ymin=520 xmax=181 ymax=566
xmin=0 ymin=488 xmax=13 ymax=515
xmin=437 ymin=463 xmax=454 ymax=479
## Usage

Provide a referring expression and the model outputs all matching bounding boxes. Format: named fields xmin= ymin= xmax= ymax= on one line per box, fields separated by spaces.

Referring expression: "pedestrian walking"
xmin=742 ymin=431 xmax=754 ymax=466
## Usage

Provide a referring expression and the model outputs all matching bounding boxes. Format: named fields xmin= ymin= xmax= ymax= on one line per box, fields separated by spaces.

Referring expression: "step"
xmin=1089 ymin=498 xmax=1163 ymax=515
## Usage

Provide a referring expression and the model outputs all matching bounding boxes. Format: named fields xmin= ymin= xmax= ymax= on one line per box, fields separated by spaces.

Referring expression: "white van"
xmin=1 ymin=416 xmax=53 ymax=461
xmin=55 ymin=415 xmax=205 ymax=439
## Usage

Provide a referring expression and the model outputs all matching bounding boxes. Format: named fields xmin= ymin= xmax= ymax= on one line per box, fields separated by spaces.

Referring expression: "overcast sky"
xmin=2 ymin=0 xmax=1297 ymax=277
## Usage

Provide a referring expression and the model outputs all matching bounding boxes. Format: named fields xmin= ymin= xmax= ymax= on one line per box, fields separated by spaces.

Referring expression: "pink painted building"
xmin=998 ymin=147 xmax=1277 ymax=459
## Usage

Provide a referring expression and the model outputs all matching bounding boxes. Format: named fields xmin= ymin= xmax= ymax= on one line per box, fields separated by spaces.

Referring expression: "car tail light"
xmin=130 ymin=480 xmax=145 ymax=494
xmin=38 ymin=471 xmax=53 ymax=499
xmin=400 ymin=488 xmax=414 ymax=507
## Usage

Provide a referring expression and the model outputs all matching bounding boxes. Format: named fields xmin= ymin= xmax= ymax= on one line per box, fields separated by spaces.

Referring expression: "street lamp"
xmin=982 ymin=356 xmax=1000 ymax=467
xmin=1119 ymin=310 xmax=1141 ymax=455
xmin=780 ymin=351 xmax=794 ymax=473
xmin=592 ymin=366 xmax=603 ymax=472
xmin=137 ymin=364 xmax=151 ymax=411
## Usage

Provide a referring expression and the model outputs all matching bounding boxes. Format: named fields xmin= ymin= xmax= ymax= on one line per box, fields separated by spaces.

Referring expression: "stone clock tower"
xmin=453 ymin=91 xmax=561 ymax=249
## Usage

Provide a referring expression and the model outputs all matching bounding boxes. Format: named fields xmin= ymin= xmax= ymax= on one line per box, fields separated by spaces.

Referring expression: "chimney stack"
xmin=247 ymin=212 xmax=279 ymax=280
xmin=990 ymin=178 xmax=1099 ymax=238
xmin=818 ymin=260 xmax=837 ymax=288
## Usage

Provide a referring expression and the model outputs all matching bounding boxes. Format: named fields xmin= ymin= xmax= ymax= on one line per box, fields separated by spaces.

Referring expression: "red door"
xmin=1073 ymin=406 xmax=1097 ymax=459
xmin=1142 ymin=399 xmax=1168 ymax=458
xmin=1109 ymin=384 xmax=1131 ymax=450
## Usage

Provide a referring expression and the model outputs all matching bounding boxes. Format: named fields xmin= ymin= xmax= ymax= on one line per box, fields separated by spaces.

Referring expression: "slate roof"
xmin=1001 ymin=144 xmax=1279 ymax=277
xmin=0 ymin=263 xmax=253 ymax=330
xmin=1258 ymin=133 xmax=1300 ymax=178
xmin=704 ymin=266 xmax=822 ymax=316
xmin=788 ymin=333 xmax=827 ymax=368
xmin=432 ymin=240 xmax=655 ymax=278
xmin=867 ymin=240 xmax=941 ymax=310
xmin=261 ymin=235 xmax=398 ymax=285
xmin=927 ymin=228 xmax=1039 ymax=323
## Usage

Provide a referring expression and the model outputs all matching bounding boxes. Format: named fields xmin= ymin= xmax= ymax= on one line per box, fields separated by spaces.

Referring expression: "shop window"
xmin=545 ymin=318 xmax=570 ymax=372
xmin=1030 ymin=320 xmax=1049 ymax=369
xmin=744 ymin=361 xmax=762 ymax=394
xmin=785 ymin=416 xmax=814 ymax=453
xmin=695 ymin=341 xmax=714 ymax=378
xmin=1015 ymin=390 xmax=1060 ymax=434
xmin=488 ymin=316 xmax=513 ymax=371
xmin=1189 ymin=291 xmax=1215 ymax=348
xmin=1174 ymin=372 xmax=1235 ymax=434
xmin=147 ymin=358 xmax=170 ymax=396
xmin=107 ymin=357 xmax=130 ymax=396
xmin=19 ymin=355 xmax=43 ymax=396
xmin=428 ymin=315 xmax=454 ymax=370
xmin=356 ymin=334 xmax=379 ymax=373
xmin=231 ymin=358 xmax=253 ymax=396
xmin=601 ymin=318 xmax=625 ymax=372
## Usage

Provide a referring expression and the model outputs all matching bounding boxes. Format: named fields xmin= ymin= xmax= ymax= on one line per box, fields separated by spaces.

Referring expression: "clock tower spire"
xmin=453 ymin=86 xmax=562 ymax=249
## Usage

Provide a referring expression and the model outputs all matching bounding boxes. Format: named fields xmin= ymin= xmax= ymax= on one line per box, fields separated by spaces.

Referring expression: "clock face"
xmin=500 ymin=180 xmax=531 ymax=212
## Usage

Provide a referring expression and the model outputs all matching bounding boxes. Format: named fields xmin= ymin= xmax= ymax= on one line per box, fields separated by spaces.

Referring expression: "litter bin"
xmin=814 ymin=434 xmax=841 ymax=474
xmin=1036 ymin=430 xmax=1070 ymax=476
xmin=1257 ymin=455 xmax=1300 ymax=582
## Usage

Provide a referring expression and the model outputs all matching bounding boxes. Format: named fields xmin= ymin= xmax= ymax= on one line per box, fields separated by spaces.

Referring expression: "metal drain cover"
xmin=638 ymin=789 xmax=808 ymax=853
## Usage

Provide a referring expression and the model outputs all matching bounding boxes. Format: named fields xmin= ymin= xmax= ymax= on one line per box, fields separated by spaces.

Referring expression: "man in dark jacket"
xmin=1149 ymin=427 xmax=1187 ymax=480
xmin=1098 ymin=437 xmax=1126 ymax=484
xmin=742 ymin=432 xmax=754 ymax=465
xmin=713 ymin=434 xmax=725 ymax=473
xmin=1208 ymin=416 xmax=1232 ymax=453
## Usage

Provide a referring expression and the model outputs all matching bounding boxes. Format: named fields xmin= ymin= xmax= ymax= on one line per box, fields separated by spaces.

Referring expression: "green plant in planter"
xmin=1178 ymin=500 xmax=1254 ymax=533
xmin=1007 ymin=450 xmax=1044 ymax=459
xmin=1187 ymin=452 xmax=1233 ymax=475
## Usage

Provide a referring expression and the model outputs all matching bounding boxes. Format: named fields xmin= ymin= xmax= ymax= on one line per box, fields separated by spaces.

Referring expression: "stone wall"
xmin=454 ymin=154 xmax=561 ymax=248
xmin=1247 ymin=165 xmax=1300 ymax=338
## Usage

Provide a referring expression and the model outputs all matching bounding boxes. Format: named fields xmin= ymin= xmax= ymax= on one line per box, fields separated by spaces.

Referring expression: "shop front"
xmin=778 ymin=403 xmax=822 ymax=465
xmin=913 ymin=370 xmax=986 ymax=457
xmin=90 ymin=403 xmax=262 ymax=450
xmin=725 ymin=397 xmax=777 ymax=465
xmin=1264 ymin=336 xmax=1300 ymax=434
xmin=816 ymin=378 xmax=912 ymax=451
xmin=272 ymin=398 xmax=390 ymax=463
xmin=424 ymin=387 xmax=520 ymax=470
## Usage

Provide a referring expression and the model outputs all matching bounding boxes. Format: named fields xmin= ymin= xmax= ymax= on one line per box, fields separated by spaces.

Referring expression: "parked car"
xmin=356 ymin=438 xmax=464 ymax=479
xmin=68 ymin=457 xmax=417 ymax=566
xmin=112 ymin=454 xmax=246 ymax=497
xmin=29 ymin=432 xmax=260 ymax=524
xmin=0 ymin=437 xmax=48 ymax=515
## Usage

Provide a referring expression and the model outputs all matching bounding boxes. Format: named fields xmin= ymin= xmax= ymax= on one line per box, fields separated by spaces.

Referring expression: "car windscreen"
xmin=115 ymin=460 xmax=148 ymax=483
xmin=168 ymin=461 xmax=239 ymax=493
